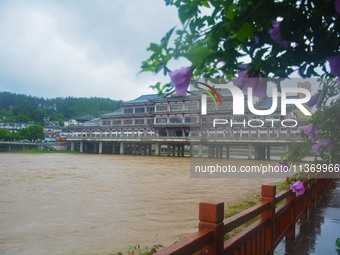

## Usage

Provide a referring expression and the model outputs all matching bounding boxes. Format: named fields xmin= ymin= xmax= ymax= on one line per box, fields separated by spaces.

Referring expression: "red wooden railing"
xmin=155 ymin=178 xmax=333 ymax=255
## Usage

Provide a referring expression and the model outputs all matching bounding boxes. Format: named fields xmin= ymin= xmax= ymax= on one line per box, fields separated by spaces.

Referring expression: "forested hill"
xmin=0 ymin=91 xmax=122 ymax=125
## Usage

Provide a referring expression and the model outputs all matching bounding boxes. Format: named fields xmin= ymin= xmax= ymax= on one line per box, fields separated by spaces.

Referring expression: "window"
xmin=234 ymin=115 xmax=249 ymax=122
xmin=156 ymin=105 xmax=168 ymax=112
xmin=185 ymin=116 xmax=198 ymax=123
xmin=169 ymin=117 xmax=182 ymax=123
xmin=201 ymin=116 xmax=215 ymax=124
xmin=112 ymin=120 xmax=121 ymax=126
xmin=102 ymin=120 xmax=111 ymax=126
xmin=123 ymin=119 xmax=133 ymax=125
xmin=170 ymin=104 xmax=182 ymax=111
xmin=147 ymin=107 xmax=154 ymax=113
xmin=135 ymin=107 xmax=145 ymax=113
xmin=185 ymin=102 xmax=198 ymax=110
xmin=218 ymin=102 xmax=232 ymax=111
xmin=147 ymin=118 xmax=154 ymax=125
xmin=134 ymin=119 xmax=145 ymax=125
xmin=156 ymin=118 xmax=167 ymax=124
xmin=217 ymin=115 xmax=231 ymax=121
xmin=124 ymin=108 xmax=133 ymax=114
xmin=207 ymin=103 xmax=217 ymax=111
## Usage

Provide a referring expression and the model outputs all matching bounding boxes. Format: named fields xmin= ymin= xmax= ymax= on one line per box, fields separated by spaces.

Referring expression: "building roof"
xmin=74 ymin=114 xmax=96 ymax=121
xmin=123 ymin=94 xmax=161 ymax=104
xmin=0 ymin=121 xmax=34 ymax=125
xmin=100 ymin=108 xmax=122 ymax=118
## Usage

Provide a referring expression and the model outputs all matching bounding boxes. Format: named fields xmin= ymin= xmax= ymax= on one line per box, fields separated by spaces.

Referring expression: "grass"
xmin=110 ymin=244 xmax=164 ymax=255
xmin=224 ymin=181 xmax=287 ymax=240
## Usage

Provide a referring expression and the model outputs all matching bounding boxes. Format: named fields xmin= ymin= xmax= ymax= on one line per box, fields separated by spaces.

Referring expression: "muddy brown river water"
xmin=0 ymin=153 xmax=281 ymax=254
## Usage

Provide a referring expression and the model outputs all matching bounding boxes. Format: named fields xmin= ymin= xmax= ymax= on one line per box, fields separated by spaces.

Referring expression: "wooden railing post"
xmin=261 ymin=185 xmax=276 ymax=255
xmin=198 ymin=201 xmax=224 ymax=255
xmin=286 ymin=189 xmax=296 ymax=239
xmin=301 ymin=179 xmax=308 ymax=220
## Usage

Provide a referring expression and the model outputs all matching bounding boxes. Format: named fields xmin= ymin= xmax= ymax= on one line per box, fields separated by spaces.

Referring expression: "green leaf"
xmin=178 ymin=4 xmax=194 ymax=24
xmin=161 ymin=26 xmax=176 ymax=49
xmin=200 ymin=1 xmax=210 ymax=8
xmin=237 ymin=22 xmax=254 ymax=41
xmin=147 ymin=43 xmax=162 ymax=55
xmin=183 ymin=43 xmax=214 ymax=65
xmin=225 ymin=4 xmax=237 ymax=21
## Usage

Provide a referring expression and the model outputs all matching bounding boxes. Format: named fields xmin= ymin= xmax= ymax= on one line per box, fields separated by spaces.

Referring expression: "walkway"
xmin=275 ymin=179 xmax=340 ymax=255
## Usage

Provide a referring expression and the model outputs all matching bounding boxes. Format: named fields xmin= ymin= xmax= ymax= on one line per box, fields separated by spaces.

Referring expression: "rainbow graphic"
xmin=198 ymin=82 xmax=223 ymax=106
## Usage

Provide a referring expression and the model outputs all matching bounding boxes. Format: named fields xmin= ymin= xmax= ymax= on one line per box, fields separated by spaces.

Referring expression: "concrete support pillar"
xmin=286 ymin=144 xmax=291 ymax=152
xmin=132 ymin=144 xmax=136 ymax=155
xmin=254 ymin=145 xmax=266 ymax=160
xmin=148 ymin=145 xmax=152 ymax=156
xmin=177 ymin=146 xmax=180 ymax=157
xmin=112 ymin=143 xmax=116 ymax=154
xmin=80 ymin=141 xmax=83 ymax=153
xmin=219 ymin=146 xmax=223 ymax=158
xmin=181 ymin=145 xmax=185 ymax=157
xmin=248 ymin=144 xmax=252 ymax=160
xmin=99 ymin=142 xmax=103 ymax=154
xmin=226 ymin=145 xmax=230 ymax=158
xmin=172 ymin=145 xmax=175 ymax=156
xmin=266 ymin=145 xmax=271 ymax=160
xmin=167 ymin=144 xmax=170 ymax=156
xmin=198 ymin=144 xmax=203 ymax=157
xmin=71 ymin=142 xmax=74 ymax=151
xmin=120 ymin=142 xmax=124 ymax=154
xmin=155 ymin=143 xmax=160 ymax=156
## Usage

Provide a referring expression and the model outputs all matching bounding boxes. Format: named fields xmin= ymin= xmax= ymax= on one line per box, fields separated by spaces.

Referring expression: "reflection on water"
xmin=0 ymin=153 xmax=280 ymax=254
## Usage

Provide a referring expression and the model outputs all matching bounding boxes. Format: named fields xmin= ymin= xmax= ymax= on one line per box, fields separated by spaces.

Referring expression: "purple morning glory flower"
xmin=169 ymin=68 xmax=192 ymax=96
xmin=336 ymin=0 xmax=340 ymax=14
xmin=306 ymin=92 xmax=325 ymax=109
xmin=306 ymin=93 xmax=319 ymax=108
xmin=312 ymin=138 xmax=333 ymax=153
xmin=268 ymin=21 xmax=290 ymax=48
xmin=326 ymin=0 xmax=340 ymax=14
xmin=298 ymin=124 xmax=319 ymax=140
xmin=234 ymin=64 xmax=267 ymax=97
xmin=250 ymin=36 xmax=259 ymax=49
xmin=327 ymin=56 xmax=340 ymax=77
xmin=290 ymin=181 xmax=305 ymax=196
xmin=316 ymin=92 xmax=326 ymax=108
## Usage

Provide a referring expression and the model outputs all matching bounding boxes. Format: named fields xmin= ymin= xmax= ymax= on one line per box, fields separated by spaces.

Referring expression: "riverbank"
xmin=0 ymin=148 xmax=79 ymax=153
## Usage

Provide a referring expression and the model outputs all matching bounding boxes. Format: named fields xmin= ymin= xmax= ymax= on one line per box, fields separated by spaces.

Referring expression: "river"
xmin=0 ymin=153 xmax=281 ymax=254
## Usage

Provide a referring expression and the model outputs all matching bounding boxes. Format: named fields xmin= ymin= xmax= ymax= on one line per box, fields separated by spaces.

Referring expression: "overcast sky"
xmin=0 ymin=0 xmax=185 ymax=101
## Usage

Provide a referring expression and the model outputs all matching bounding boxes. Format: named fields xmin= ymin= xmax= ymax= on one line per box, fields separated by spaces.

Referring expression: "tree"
xmin=27 ymin=124 xmax=44 ymax=141
xmin=19 ymin=127 xmax=29 ymax=140
xmin=0 ymin=129 xmax=10 ymax=141
xmin=142 ymin=0 xmax=340 ymax=174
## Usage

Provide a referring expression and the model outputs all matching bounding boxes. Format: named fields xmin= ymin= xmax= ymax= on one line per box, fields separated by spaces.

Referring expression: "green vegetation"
xmin=0 ymin=91 xmax=122 ymax=125
xmin=110 ymin=244 xmax=164 ymax=255
xmin=224 ymin=181 xmax=287 ymax=240
xmin=0 ymin=124 xmax=44 ymax=141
